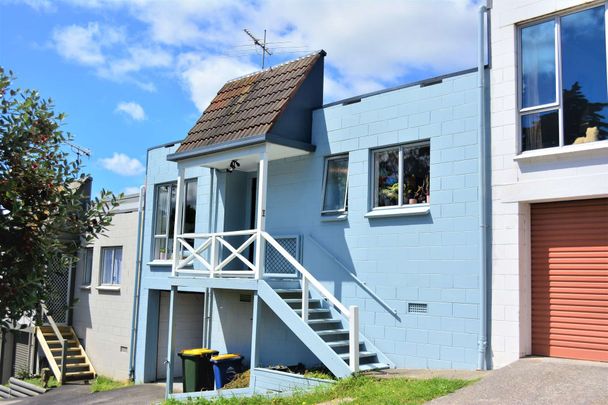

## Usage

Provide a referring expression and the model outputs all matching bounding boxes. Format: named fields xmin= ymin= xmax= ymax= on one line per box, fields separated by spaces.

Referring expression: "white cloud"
xmin=44 ymin=0 xmax=479 ymax=106
xmin=99 ymin=153 xmax=145 ymax=176
xmin=51 ymin=22 xmax=124 ymax=66
xmin=177 ymin=53 xmax=258 ymax=112
xmin=115 ymin=101 xmax=146 ymax=121
xmin=123 ymin=186 xmax=141 ymax=195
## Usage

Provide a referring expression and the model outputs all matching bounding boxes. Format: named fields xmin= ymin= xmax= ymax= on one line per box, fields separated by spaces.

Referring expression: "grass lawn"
xmin=91 ymin=376 xmax=133 ymax=393
xmin=22 ymin=376 xmax=59 ymax=389
xmin=165 ymin=375 xmax=473 ymax=405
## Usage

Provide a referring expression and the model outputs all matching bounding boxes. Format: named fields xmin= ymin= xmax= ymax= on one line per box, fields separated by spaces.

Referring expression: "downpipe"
xmin=128 ymin=184 xmax=146 ymax=380
xmin=477 ymin=2 xmax=490 ymax=371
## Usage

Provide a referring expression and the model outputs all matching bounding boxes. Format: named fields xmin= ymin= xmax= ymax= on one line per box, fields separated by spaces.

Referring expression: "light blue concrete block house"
xmin=131 ymin=50 xmax=489 ymax=398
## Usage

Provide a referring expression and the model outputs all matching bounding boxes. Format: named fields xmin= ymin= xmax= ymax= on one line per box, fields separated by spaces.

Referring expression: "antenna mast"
xmin=244 ymin=28 xmax=272 ymax=68
xmin=65 ymin=140 xmax=91 ymax=161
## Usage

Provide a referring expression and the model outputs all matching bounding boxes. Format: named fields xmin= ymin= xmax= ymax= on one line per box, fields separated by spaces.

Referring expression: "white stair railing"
xmin=173 ymin=229 xmax=360 ymax=372
xmin=260 ymin=231 xmax=360 ymax=372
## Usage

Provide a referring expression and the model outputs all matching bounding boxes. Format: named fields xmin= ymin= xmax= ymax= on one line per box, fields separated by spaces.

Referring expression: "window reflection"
xmin=561 ymin=6 xmax=608 ymax=145
xmin=521 ymin=20 xmax=556 ymax=108
xmin=522 ymin=110 xmax=559 ymax=151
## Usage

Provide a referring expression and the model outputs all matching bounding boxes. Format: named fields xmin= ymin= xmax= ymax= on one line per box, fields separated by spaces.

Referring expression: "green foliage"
xmin=163 ymin=375 xmax=472 ymax=405
xmin=0 ymin=67 xmax=120 ymax=328
xmin=23 ymin=376 xmax=59 ymax=389
xmin=91 ymin=376 xmax=132 ymax=393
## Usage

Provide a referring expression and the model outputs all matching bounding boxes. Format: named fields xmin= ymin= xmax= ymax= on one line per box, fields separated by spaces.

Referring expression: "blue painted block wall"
xmin=264 ymin=71 xmax=482 ymax=370
xmin=134 ymin=70 xmax=482 ymax=381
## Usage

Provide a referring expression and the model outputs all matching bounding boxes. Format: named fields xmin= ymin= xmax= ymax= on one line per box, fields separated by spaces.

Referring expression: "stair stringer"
xmin=309 ymin=288 xmax=396 ymax=369
xmin=257 ymin=281 xmax=353 ymax=378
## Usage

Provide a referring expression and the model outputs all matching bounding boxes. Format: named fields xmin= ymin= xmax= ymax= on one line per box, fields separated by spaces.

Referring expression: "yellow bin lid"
xmin=211 ymin=353 xmax=241 ymax=361
xmin=181 ymin=348 xmax=217 ymax=356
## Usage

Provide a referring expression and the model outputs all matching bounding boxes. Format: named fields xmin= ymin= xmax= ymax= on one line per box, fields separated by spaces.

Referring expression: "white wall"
xmin=156 ymin=291 xmax=204 ymax=380
xmin=489 ymin=0 xmax=608 ymax=368
xmin=71 ymin=194 xmax=139 ymax=380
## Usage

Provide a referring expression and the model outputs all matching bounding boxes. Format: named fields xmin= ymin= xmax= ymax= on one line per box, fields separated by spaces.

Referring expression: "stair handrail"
xmin=307 ymin=234 xmax=399 ymax=318
xmin=261 ymin=231 xmax=359 ymax=371
xmin=39 ymin=303 xmax=67 ymax=382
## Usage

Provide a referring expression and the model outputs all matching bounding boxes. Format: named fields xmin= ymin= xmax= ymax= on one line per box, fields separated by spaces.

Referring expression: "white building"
xmin=489 ymin=0 xmax=608 ymax=367
xmin=72 ymin=193 xmax=142 ymax=380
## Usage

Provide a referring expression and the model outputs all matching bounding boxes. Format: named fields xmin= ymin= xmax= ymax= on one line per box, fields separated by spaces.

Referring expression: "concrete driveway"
xmin=429 ymin=357 xmax=608 ymax=405
xmin=6 ymin=383 xmax=165 ymax=405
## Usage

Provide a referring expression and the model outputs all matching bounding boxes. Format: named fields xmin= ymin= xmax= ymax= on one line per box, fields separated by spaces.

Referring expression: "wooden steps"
xmin=36 ymin=325 xmax=96 ymax=383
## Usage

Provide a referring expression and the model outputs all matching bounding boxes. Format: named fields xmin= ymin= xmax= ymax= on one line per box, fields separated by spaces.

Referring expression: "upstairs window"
xmin=153 ymin=180 xmax=197 ymax=260
xmin=519 ymin=5 xmax=608 ymax=152
xmin=321 ymin=155 xmax=349 ymax=215
xmin=82 ymin=247 xmax=93 ymax=286
xmin=372 ymin=142 xmax=430 ymax=208
xmin=100 ymin=246 xmax=122 ymax=285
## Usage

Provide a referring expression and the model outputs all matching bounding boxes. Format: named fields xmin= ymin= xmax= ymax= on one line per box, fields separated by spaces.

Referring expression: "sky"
xmin=0 ymin=0 xmax=481 ymax=196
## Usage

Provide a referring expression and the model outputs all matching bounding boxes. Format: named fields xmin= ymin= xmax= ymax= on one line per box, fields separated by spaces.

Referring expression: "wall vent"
xmin=239 ymin=294 xmax=252 ymax=303
xmin=408 ymin=303 xmax=428 ymax=314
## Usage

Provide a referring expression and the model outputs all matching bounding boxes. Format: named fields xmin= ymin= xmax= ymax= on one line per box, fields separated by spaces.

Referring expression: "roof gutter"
xmin=477 ymin=1 xmax=491 ymax=371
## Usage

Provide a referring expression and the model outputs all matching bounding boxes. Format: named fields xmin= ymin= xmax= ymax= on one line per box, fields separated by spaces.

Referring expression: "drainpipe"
xmin=477 ymin=2 xmax=490 ymax=370
xmin=128 ymin=184 xmax=146 ymax=380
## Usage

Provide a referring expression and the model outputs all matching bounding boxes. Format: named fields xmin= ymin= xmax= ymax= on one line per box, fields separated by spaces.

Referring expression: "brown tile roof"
xmin=176 ymin=51 xmax=325 ymax=154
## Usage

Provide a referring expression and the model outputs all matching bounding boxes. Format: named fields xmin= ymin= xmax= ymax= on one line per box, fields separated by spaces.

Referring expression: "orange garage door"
xmin=531 ymin=198 xmax=608 ymax=362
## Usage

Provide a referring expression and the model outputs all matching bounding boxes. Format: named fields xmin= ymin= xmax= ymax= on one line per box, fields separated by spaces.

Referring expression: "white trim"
xmin=96 ymin=285 xmax=121 ymax=292
xmin=320 ymin=213 xmax=348 ymax=222
xmin=148 ymin=260 xmax=173 ymax=267
xmin=365 ymin=204 xmax=430 ymax=218
xmin=514 ymin=139 xmax=608 ymax=161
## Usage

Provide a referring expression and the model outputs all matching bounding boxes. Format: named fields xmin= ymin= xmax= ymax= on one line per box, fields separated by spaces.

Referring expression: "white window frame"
xmin=152 ymin=179 xmax=196 ymax=261
xmin=370 ymin=140 xmax=430 ymax=210
xmin=320 ymin=154 xmax=349 ymax=216
xmin=81 ymin=247 xmax=93 ymax=286
xmin=517 ymin=2 xmax=608 ymax=153
xmin=100 ymin=246 xmax=122 ymax=286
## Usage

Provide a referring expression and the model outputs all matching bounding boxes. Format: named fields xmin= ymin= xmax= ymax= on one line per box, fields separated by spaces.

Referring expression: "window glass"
xmin=521 ymin=20 xmax=556 ymax=108
xmin=322 ymin=156 xmax=349 ymax=213
xmin=561 ymin=6 xmax=608 ymax=145
xmin=82 ymin=247 xmax=93 ymax=285
xmin=112 ymin=248 xmax=122 ymax=284
xmin=155 ymin=185 xmax=169 ymax=235
xmin=153 ymin=180 xmax=197 ymax=260
xmin=403 ymin=144 xmax=430 ymax=204
xmin=374 ymin=148 xmax=399 ymax=207
xmin=101 ymin=248 xmax=114 ymax=285
xmin=522 ymin=110 xmax=560 ymax=151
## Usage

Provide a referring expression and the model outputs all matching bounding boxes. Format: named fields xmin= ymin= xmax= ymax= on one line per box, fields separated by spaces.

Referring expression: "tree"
xmin=0 ymin=68 xmax=119 ymax=329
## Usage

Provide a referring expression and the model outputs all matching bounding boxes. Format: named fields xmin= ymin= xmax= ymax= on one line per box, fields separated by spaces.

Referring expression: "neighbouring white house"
xmin=489 ymin=0 xmax=608 ymax=367
xmin=71 ymin=192 xmax=143 ymax=380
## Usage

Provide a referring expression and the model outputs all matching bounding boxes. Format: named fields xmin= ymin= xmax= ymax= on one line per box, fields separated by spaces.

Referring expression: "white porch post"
xmin=165 ymin=285 xmax=177 ymax=398
xmin=349 ymin=305 xmax=360 ymax=372
xmin=171 ymin=165 xmax=186 ymax=276
xmin=254 ymin=151 xmax=268 ymax=279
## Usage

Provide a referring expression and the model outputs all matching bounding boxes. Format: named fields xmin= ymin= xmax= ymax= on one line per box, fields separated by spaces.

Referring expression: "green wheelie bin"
xmin=178 ymin=348 xmax=219 ymax=392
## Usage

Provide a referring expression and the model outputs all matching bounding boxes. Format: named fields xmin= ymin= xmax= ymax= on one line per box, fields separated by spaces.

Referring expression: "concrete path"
xmin=7 ymin=383 xmax=165 ymax=405
xmin=428 ymin=357 xmax=608 ymax=405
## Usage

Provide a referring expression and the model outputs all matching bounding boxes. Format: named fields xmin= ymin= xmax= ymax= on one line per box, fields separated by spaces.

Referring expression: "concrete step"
xmin=359 ymin=362 xmax=391 ymax=372
xmin=339 ymin=351 xmax=376 ymax=362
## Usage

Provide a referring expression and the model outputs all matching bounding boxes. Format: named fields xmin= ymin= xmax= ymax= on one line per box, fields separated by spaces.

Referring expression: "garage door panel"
xmin=531 ymin=198 xmax=608 ymax=362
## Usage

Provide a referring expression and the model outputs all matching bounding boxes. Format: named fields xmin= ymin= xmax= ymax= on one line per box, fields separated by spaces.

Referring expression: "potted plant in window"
xmin=405 ymin=176 xmax=417 ymax=204
xmin=159 ymin=248 xmax=167 ymax=261
xmin=424 ymin=175 xmax=430 ymax=204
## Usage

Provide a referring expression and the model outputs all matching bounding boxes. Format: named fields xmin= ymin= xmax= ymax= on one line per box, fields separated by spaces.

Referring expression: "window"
xmin=372 ymin=142 xmax=430 ymax=208
xmin=100 ymin=247 xmax=122 ymax=285
xmin=321 ymin=155 xmax=349 ymax=215
xmin=153 ymin=180 xmax=197 ymax=260
xmin=82 ymin=247 xmax=93 ymax=286
xmin=519 ymin=5 xmax=608 ymax=152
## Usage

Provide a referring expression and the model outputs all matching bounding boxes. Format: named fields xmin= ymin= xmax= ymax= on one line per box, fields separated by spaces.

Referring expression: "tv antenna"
xmin=243 ymin=29 xmax=272 ymax=68
xmin=65 ymin=140 xmax=91 ymax=161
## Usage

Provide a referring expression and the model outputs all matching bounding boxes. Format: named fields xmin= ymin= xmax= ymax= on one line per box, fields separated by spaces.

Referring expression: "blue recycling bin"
xmin=210 ymin=354 xmax=243 ymax=388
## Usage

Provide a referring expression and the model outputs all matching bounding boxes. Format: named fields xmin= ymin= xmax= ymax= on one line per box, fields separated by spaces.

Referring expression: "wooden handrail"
xmin=40 ymin=303 xmax=67 ymax=382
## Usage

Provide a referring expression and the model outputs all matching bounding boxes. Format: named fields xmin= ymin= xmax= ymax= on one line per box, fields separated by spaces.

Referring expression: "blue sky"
xmin=0 ymin=0 xmax=480 ymax=196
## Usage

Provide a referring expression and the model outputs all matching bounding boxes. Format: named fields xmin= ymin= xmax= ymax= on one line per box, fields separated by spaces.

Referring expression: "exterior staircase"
xmin=258 ymin=279 xmax=392 ymax=377
xmin=36 ymin=325 xmax=96 ymax=383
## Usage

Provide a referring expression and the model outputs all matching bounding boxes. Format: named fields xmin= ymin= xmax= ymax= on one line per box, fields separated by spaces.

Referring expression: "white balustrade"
xmin=172 ymin=229 xmax=360 ymax=372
